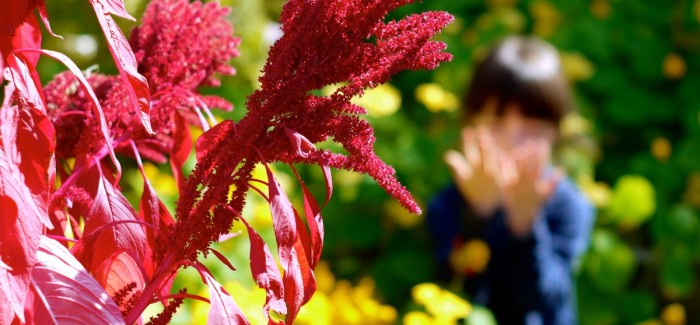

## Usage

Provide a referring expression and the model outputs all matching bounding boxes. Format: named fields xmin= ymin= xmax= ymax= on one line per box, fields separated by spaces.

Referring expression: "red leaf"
xmin=196 ymin=119 xmax=234 ymax=162
xmin=290 ymin=165 xmax=325 ymax=269
xmin=0 ymin=149 xmax=44 ymax=275
xmin=88 ymin=0 xmax=152 ymax=134
xmin=196 ymin=265 xmax=250 ymax=325
xmin=17 ymin=48 xmax=122 ymax=180
xmin=0 ymin=269 xmax=29 ymax=324
xmin=284 ymin=128 xmax=316 ymax=159
xmin=1 ymin=103 xmax=56 ymax=226
xmin=29 ymin=236 xmax=124 ymax=324
xmin=94 ymin=250 xmax=146 ymax=312
xmin=4 ymin=54 xmax=44 ymax=109
xmin=93 ymin=0 xmax=134 ymax=20
xmin=291 ymin=210 xmax=316 ymax=307
xmin=37 ymin=3 xmax=62 ymax=40
xmin=71 ymin=162 xmax=147 ymax=274
xmin=10 ymin=13 xmax=42 ymax=66
xmin=170 ymin=113 xmax=192 ymax=191
xmin=133 ymin=143 xmax=174 ymax=278
xmin=265 ymin=165 xmax=313 ymax=323
xmin=237 ymin=215 xmax=287 ymax=322
xmin=209 ymin=248 xmax=236 ymax=272
xmin=0 ymin=0 xmax=40 ymax=71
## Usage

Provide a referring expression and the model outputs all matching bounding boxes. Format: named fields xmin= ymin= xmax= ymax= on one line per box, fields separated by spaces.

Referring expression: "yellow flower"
xmin=143 ymin=162 xmax=178 ymax=197
xmin=608 ymin=175 xmax=656 ymax=229
xmin=425 ymin=290 xmax=471 ymax=321
xmin=352 ymin=83 xmax=402 ymax=117
xmin=651 ymin=137 xmax=671 ymax=161
xmin=661 ymin=303 xmax=686 ymax=325
xmin=450 ymin=239 xmax=491 ymax=275
xmin=590 ymin=0 xmax=611 ymax=19
xmin=322 ymin=278 xmax=397 ymax=325
xmin=296 ymin=292 xmax=332 ymax=325
xmin=663 ymin=53 xmax=686 ymax=80
xmin=404 ymin=311 xmax=434 ymax=325
xmin=494 ymin=7 xmax=526 ymax=33
xmin=314 ymin=261 xmax=336 ymax=294
xmin=684 ymin=173 xmax=700 ymax=209
xmin=577 ymin=175 xmax=612 ymax=208
xmin=415 ymin=83 xmax=459 ymax=113
xmin=412 ymin=283 xmax=472 ymax=322
xmin=529 ymin=1 xmax=561 ymax=37
xmin=412 ymin=283 xmax=442 ymax=306
xmin=559 ymin=114 xmax=591 ymax=137
xmin=560 ymin=52 xmax=595 ymax=82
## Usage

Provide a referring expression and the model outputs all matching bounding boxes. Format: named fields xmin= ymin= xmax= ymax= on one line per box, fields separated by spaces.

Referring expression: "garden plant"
xmin=0 ymin=0 xmax=452 ymax=323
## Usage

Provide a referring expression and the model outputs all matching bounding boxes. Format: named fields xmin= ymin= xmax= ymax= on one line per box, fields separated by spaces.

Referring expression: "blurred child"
xmin=427 ymin=36 xmax=595 ymax=325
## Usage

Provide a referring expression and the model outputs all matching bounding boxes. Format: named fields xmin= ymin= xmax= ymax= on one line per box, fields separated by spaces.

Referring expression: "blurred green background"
xmin=38 ymin=0 xmax=700 ymax=324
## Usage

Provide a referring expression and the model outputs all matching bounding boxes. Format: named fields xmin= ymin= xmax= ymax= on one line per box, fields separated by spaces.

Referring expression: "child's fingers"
xmin=478 ymin=129 xmax=498 ymax=175
xmin=462 ymin=128 xmax=481 ymax=168
xmin=498 ymin=153 xmax=518 ymax=188
xmin=444 ymin=149 xmax=474 ymax=182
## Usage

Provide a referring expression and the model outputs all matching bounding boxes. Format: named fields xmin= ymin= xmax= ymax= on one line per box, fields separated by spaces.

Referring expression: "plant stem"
xmin=124 ymin=251 xmax=178 ymax=324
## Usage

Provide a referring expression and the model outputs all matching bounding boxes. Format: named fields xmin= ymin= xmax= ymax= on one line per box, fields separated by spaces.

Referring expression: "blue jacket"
xmin=427 ymin=178 xmax=595 ymax=325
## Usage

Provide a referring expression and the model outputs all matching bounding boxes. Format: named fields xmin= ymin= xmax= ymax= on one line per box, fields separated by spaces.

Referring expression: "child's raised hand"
xmin=444 ymin=127 xmax=502 ymax=218
xmin=501 ymin=140 xmax=563 ymax=237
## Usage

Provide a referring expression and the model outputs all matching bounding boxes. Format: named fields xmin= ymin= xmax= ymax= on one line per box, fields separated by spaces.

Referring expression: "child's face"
xmin=471 ymin=103 xmax=557 ymax=153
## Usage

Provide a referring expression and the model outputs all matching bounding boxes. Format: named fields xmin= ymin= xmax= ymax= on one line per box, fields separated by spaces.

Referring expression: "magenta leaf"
xmin=18 ymin=48 xmax=122 ymax=180
xmin=0 ymin=145 xmax=45 ymax=276
xmin=88 ymin=0 xmax=152 ymax=134
xmin=264 ymin=165 xmax=314 ymax=323
xmin=4 ymin=54 xmax=43 ymax=109
xmin=71 ymin=162 xmax=147 ymax=274
xmin=0 ymin=102 xmax=56 ymax=227
xmin=10 ymin=14 xmax=42 ymax=67
xmin=30 ymin=236 xmax=124 ymax=324
xmin=0 ymin=269 xmax=29 ymax=324
xmin=290 ymin=165 xmax=325 ymax=269
xmin=133 ymin=142 xmax=174 ymax=278
xmin=94 ymin=250 xmax=146 ymax=304
xmin=195 ymin=265 xmax=250 ymax=325
xmin=93 ymin=0 xmax=135 ymax=20
xmin=170 ymin=113 xmax=193 ymax=190
xmin=237 ymin=215 xmax=287 ymax=322
xmin=284 ymin=128 xmax=316 ymax=159
xmin=37 ymin=3 xmax=62 ymax=39
xmin=209 ymin=248 xmax=236 ymax=272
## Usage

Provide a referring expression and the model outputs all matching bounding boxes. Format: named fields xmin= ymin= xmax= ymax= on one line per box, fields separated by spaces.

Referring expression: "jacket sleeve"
xmin=486 ymin=179 xmax=595 ymax=312
xmin=426 ymin=185 xmax=464 ymax=279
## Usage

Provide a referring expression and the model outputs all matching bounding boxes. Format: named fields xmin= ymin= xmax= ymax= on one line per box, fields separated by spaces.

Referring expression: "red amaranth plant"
xmin=0 ymin=0 xmax=452 ymax=323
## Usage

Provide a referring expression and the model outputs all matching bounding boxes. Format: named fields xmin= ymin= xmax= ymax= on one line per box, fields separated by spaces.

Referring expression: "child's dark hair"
xmin=464 ymin=36 xmax=572 ymax=125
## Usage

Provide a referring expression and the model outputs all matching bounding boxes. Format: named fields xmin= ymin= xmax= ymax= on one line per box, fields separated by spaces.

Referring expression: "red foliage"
xmin=0 ymin=0 xmax=452 ymax=323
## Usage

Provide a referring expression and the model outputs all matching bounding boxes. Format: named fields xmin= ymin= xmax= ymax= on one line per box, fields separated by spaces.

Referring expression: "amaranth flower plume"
xmin=167 ymin=0 xmax=453 ymax=323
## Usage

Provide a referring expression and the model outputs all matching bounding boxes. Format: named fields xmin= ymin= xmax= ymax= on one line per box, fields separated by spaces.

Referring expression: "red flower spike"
xmin=240 ymin=2 xmax=450 ymax=214
xmin=130 ymin=0 xmax=240 ymax=93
